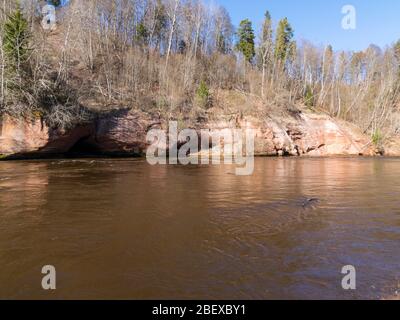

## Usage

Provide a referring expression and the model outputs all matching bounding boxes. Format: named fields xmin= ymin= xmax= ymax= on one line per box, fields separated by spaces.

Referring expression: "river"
xmin=0 ymin=157 xmax=399 ymax=299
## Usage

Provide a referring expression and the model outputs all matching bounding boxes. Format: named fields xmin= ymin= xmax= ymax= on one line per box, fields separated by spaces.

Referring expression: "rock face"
xmin=87 ymin=109 xmax=152 ymax=154
xmin=205 ymin=113 xmax=375 ymax=157
xmin=0 ymin=115 xmax=94 ymax=157
xmin=0 ymin=109 xmax=384 ymax=158
xmin=382 ymin=136 xmax=400 ymax=156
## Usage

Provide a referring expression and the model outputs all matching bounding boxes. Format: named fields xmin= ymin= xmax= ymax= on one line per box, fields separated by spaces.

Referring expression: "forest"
xmin=1 ymin=0 xmax=400 ymax=144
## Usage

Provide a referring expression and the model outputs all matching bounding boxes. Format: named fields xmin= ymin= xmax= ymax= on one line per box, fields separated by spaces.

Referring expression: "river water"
xmin=0 ymin=158 xmax=399 ymax=299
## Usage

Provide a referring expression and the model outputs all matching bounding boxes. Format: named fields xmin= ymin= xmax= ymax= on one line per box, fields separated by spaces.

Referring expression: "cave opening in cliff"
xmin=67 ymin=136 xmax=103 ymax=156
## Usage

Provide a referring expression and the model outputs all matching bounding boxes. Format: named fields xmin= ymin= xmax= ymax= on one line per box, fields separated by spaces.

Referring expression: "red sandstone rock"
xmin=0 ymin=109 xmax=386 ymax=158
xmin=0 ymin=115 xmax=94 ymax=157
xmin=382 ymin=136 xmax=400 ymax=156
xmin=88 ymin=109 xmax=151 ymax=154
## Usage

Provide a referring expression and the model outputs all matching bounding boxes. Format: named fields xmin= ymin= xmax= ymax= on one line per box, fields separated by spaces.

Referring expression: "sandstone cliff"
xmin=1 ymin=107 xmax=394 ymax=159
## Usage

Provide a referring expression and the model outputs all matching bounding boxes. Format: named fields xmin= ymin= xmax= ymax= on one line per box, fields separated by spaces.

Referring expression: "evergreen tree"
xmin=2 ymin=4 xmax=31 ymax=74
xmin=48 ymin=0 xmax=61 ymax=6
xmin=274 ymin=17 xmax=294 ymax=62
xmin=288 ymin=40 xmax=297 ymax=63
xmin=196 ymin=80 xmax=210 ymax=108
xmin=236 ymin=19 xmax=255 ymax=63
xmin=304 ymin=84 xmax=314 ymax=108
xmin=178 ymin=40 xmax=187 ymax=54
xmin=136 ymin=22 xmax=149 ymax=45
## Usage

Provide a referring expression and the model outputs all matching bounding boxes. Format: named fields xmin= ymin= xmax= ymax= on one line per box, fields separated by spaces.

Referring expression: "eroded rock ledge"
xmin=0 ymin=108 xmax=396 ymax=159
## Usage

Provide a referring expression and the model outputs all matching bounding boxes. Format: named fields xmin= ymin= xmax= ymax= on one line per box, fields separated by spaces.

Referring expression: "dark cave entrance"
xmin=66 ymin=136 xmax=103 ymax=157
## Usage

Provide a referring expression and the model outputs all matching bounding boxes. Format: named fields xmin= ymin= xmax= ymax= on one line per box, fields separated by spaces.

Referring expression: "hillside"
xmin=1 ymin=0 xmax=400 ymax=158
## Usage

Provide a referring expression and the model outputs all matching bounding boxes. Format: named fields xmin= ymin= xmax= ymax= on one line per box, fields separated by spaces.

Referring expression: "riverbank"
xmin=2 ymin=106 xmax=399 ymax=160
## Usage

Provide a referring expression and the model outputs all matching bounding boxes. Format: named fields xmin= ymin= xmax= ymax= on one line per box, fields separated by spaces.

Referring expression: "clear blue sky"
xmin=215 ymin=0 xmax=400 ymax=51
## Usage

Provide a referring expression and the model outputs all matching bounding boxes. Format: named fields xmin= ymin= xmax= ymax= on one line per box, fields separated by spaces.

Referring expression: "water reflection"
xmin=0 ymin=158 xmax=399 ymax=299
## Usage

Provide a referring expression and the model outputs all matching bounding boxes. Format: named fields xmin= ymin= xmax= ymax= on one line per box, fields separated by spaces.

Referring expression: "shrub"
xmin=195 ymin=81 xmax=210 ymax=108
xmin=304 ymin=85 xmax=314 ymax=108
xmin=372 ymin=129 xmax=383 ymax=146
xmin=2 ymin=5 xmax=30 ymax=74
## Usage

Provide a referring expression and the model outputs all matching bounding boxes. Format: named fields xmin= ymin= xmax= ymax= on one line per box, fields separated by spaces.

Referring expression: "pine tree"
xmin=136 ymin=22 xmax=149 ymax=45
xmin=178 ymin=40 xmax=187 ymax=54
xmin=274 ymin=18 xmax=294 ymax=62
xmin=2 ymin=4 xmax=30 ymax=74
xmin=48 ymin=0 xmax=61 ymax=7
xmin=288 ymin=40 xmax=297 ymax=63
xmin=236 ymin=19 xmax=255 ymax=63
xmin=196 ymin=80 xmax=210 ymax=108
xmin=304 ymin=84 xmax=314 ymax=108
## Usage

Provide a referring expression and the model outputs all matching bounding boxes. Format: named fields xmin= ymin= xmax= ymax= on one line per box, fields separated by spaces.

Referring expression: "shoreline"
xmin=1 ymin=153 xmax=398 ymax=162
xmin=1 ymin=109 xmax=398 ymax=160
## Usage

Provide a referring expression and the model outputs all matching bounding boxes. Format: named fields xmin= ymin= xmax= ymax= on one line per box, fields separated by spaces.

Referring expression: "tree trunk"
xmin=164 ymin=0 xmax=180 ymax=77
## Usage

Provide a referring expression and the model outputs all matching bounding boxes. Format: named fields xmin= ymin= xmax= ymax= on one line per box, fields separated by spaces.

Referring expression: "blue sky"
xmin=215 ymin=0 xmax=400 ymax=51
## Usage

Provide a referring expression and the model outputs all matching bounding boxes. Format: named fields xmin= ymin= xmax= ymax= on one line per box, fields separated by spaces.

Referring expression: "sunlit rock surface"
xmin=0 ymin=109 xmax=386 ymax=158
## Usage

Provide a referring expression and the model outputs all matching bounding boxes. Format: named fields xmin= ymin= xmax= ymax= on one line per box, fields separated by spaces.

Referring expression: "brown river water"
xmin=0 ymin=157 xmax=399 ymax=299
